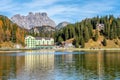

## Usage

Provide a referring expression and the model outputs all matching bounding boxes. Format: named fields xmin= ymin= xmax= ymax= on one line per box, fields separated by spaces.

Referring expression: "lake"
xmin=0 ymin=50 xmax=120 ymax=80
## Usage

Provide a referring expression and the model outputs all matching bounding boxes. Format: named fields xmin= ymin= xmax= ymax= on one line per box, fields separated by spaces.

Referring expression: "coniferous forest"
xmin=1 ymin=15 xmax=120 ymax=48
xmin=0 ymin=15 xmax=27 ymax=47
xmin=54 ymin=15 xmax=120 ymax=48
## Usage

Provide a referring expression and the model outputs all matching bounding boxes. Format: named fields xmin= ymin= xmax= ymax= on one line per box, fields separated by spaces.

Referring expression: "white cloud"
xmin=0 ymin=0 xmax=119 ymax=24
xmin=23 ymin=0 xmax=58 ymax=8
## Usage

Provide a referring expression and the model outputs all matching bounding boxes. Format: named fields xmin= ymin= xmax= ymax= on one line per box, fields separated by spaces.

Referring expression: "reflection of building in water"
xmin=97 ymin=51 xmax=104 ymax=80
xmin=55 ymin=54 xmax=73 ymax=64
xmin=0 ymin=52 xmax=55 ymax=80
xmin=65 ymin=54 xmax=73 ymax=62
xmin=25 ymin=52 xmax=54 ymax=74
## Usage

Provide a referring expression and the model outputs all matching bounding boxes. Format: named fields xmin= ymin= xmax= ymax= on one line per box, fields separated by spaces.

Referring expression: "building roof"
xmin=35 ymin=37 xmax=43 ymax=40
xmin=25 ymin=35 xmax=35 ymax=39
xmin=25 ymin=35 xmax=54 ymax=40
xmin=35 ymin=37 xmax=53 ymax=40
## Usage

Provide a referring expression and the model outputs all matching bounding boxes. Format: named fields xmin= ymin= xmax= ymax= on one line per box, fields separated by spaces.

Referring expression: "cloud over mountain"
xmin=0 ymin=0 xmax=120 ymax=23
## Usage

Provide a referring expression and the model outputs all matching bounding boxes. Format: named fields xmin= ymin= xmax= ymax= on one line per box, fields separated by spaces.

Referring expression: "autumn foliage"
xmin=0 ymin=15 xmax=27 ymax=45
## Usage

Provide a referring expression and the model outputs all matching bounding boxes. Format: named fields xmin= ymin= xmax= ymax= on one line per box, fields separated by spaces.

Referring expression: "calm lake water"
xmin=0 ymin=50 xmax=120 ymax=80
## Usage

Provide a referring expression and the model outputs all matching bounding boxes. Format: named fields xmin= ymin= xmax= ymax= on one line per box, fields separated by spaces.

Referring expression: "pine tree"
xmin=110 ymin=29 xmax=114 ymax=40
xmin=80 ymin=37 xmax=85 ymax=48
xmin=84 ymin=27 xmax=90 ymax=42
xmin=72 ymin=36 xmax=80 ymax=48
xmin=94 ymin=30 xmax=99 ymax=41
xmin=72 ymin=39 xmax=76 ymax=46
xmin=75 ymin=42 xmax=79 ymax=48
xmin=103 ymin=38 xmax=107 ymax=46
xmin=65 ymin=28 xmax=69 ymax=40
xmin=58 ymin=36 xmax=63 ymax=43
xmin=88 ymin=23 xmax=93 ymax=38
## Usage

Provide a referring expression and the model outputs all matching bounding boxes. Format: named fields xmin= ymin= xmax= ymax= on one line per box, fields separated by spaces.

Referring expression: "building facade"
xmin=96 ymin=23 xmax=104 ymax=31
xmin=25 ymin=36 xmax=54 ymax=49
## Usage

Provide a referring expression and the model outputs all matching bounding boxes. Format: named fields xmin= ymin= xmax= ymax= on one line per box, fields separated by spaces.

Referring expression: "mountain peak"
xmin=41 ymin=12 xmax=47 ymax=16
xmin=56 ymin=21 xmax=70 ymax=29
xmin=11 ymin=12 xmax=56 ymax=29
xmin=29 ymin=12 xmax=34 ymax=15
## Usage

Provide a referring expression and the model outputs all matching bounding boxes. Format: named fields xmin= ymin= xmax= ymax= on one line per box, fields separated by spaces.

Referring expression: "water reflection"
xmin=0 ymin=51 xmax=120 ymax=80
xmin=23 ymin=52 xmax=54 ymax=80
xmin=0 ymin=52 xmax=55 ymax=80
xmin=54 ymin=51 xmax=120 ymax=80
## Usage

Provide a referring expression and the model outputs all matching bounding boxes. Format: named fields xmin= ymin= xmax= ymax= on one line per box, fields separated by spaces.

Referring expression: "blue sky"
xmin=0 ymin=0 xmax=120 ymax=24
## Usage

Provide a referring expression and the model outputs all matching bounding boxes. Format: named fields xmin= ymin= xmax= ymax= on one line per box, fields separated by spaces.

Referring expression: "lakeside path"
xmin=54 ymin=48 xmax=120 ymax=52
xmin=55 ymin=47 xmax=120 ymax=50
xmin=0 ymin=48 xmax=120 ymax=53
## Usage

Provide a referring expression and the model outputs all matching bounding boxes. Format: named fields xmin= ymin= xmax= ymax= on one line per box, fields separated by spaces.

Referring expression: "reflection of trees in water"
xmin=0 ymin=56 xmax=16 ymax=80
xmin=0 ymin=55 xmax=25 ymax=80
xmin=54 ymin=51 xmax=120 ymax=80
xmin=0 ymin=52 xmax=55 ymax=80
xmin=74 ymin=53 xmax=99 ymax=79
xmin=104 ymin=51 xmax=120 ymax=79
xmin=74 ymin=51 xmax=120 ymax=80
xmin=0 ymin=51 xmax=120 ymax=80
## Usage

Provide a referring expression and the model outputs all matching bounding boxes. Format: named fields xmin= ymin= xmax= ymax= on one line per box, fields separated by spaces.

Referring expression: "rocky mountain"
xmin=11 ymin=12 xmax=56 ymax=29
xmin=29 ymin=25 xmax=55 ymax=34
xmin=29 ymin=25 xmax=55 ymax=37
xmin=56 ymin=21 xmax=70 ymax=29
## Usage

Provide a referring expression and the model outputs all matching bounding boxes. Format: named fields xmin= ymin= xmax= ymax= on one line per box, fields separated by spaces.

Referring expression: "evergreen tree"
xmin=55 ymin=15 xmax=120 ymax=47
xmin=84 ymin=27 xmax=90 ymax=42
xmin=94 ymin=30 xmax=99 ymax=41
xmin=65 ymin=28 xmax=69 ymax=40
xmin=72 ymin=39 xmax=76 ymax=46
xmin=103 ymin=38 xmax=107 ymax=46
xmin=75 ymin=42 xmax=79 ymax=48
xmin=88 ymin=23 xmax=93 ymax=38
xmin=58 ymin=36 xmax=63 ymax=43
xmin=72 ymin=36 xmax=79 ymax=48
xmin=110 ymin=29 xmax=114 ymax=40
xmin=80 ymin=37 xmax=85 ymax=48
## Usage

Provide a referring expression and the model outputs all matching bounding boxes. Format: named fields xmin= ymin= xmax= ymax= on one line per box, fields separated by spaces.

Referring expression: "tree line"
xmin=0 ymin=15 xmax=27 ymax=46
xmin=54 ymin=15 xmax=120 ymax=48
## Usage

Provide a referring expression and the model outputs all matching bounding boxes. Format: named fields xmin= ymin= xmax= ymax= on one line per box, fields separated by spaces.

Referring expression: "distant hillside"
xmin=85 ymin=31 xmax=120 ymax=48
xmin=11 ymin=12 xmax=56 ymax=29
xmin=29 ymin=25 xmax=55 ymax=38
xmin=0 ymin=15 xmax=27 ymax=47
xmin=55 ymin=15 xmax=120 ymax=48
xmin=56 ymin=21 xmax=70 ymax=29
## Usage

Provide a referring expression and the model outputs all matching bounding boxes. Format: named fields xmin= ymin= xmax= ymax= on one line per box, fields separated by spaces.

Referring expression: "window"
xmin=47 ymin=41 xmax=49 ymax=45
xmin=52 ymin=41 xmax=54 ymax=45
xmin=43 ymin=41 xmax=44 ymax=45
xmin=39 ymin=41 xmax=41 ymax=45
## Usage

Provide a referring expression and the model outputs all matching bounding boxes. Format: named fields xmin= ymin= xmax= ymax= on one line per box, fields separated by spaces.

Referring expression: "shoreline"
xmin=0 ymin=48 xmax=120 ymax=52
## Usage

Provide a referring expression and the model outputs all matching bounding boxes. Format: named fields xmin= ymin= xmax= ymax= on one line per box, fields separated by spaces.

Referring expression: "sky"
xmin=0 ymin=0 xmax=120 ymax=24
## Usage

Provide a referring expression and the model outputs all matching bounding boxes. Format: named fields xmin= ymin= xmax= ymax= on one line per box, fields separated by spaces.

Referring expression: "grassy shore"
xmin=54 ymin=48 xmax=120 ymax=51
xmin=0 ymin=47 xmax=120 ymax=53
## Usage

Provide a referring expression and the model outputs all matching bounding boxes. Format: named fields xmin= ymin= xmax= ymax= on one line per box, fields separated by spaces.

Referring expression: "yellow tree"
xmin=0 ymin=20 xmax=3 ymax=26
xmin=21 ymin=30 xmax=25 ymax=45
xmin=16 ymin=28 xmax=21 ymax=43
xmin=0 ymin=20 xmax=4 ymax=43
xmin=5 ymin=29 xmax=11 ymax=41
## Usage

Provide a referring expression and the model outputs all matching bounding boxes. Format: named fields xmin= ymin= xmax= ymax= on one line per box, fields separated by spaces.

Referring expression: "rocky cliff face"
xmin=56 ymin=21 xmax=70 ymax=29
xmin=29 ymin=25 xmax=55 ymax=34
xmin=11 ymin=12 xmax=56 ymax=29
